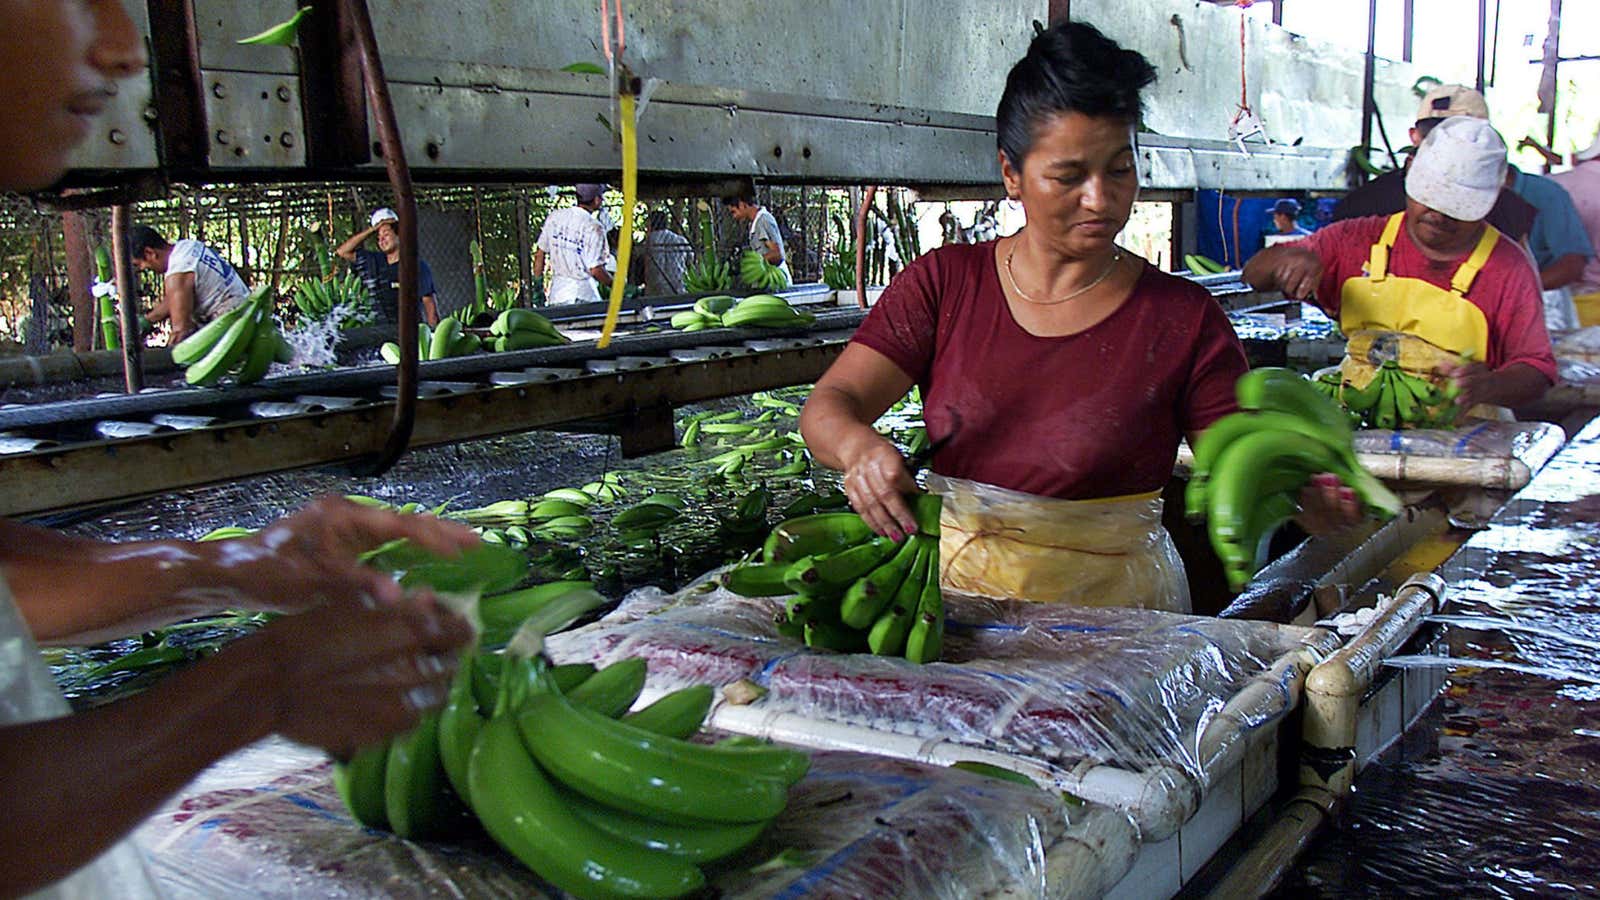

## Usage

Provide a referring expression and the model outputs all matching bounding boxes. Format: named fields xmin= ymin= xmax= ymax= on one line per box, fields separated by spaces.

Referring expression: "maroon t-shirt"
xmin=852 ymin=242 xmax=1248 ymax=499
xmin=1300 ymin=216 xmax=1557 ymax=381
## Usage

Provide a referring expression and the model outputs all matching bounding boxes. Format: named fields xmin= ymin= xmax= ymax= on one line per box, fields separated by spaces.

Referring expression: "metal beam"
xmin=1475 ymin=0 xmax=1488 ymax=92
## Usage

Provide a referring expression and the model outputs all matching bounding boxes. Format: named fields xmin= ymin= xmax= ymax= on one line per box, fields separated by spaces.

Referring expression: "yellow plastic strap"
xmin=1449 ymin=225 xmax=1500 ymax=296
xmin=597 ymin=93 xmax=637 ymax=349
xmin=1368 ymin=212 xmax=1404 ymax=281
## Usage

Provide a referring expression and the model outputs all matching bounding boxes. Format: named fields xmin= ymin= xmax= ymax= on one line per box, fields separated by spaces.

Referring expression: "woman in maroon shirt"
xmin=800 ymin=22 xmax=1357 ymax=610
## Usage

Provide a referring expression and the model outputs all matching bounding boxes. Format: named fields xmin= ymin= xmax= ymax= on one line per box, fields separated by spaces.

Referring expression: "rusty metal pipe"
xmin=853 ymin=185 xmax=876 ymax=308
xmin=109 ymin=204 xmax=143 ymax=393
xmin=342 ymin=0 xmax=416 ymax=475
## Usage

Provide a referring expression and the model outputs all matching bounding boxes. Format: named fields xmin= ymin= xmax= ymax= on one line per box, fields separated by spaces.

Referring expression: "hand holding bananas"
xmin=838 ymin=434 xmax=921 ymax=540
xmin=739 ymin=249 xmax=790 ymax=291
xmin=723 ymin=494 xmax=947 ymax=662
xmin=1186 ymin=368 xmax=1401 ymax=591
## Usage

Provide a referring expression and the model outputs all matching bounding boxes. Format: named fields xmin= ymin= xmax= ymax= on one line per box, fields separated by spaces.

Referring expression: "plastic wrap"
xmin=929 ymin=474 xmax=1189 ymax=613
xmin=547 ymin=583 xmax=1323 ymax=798
xmin=1349 ymin=419 xmax=1564 ymax=462
xmin=1552 ymin=324 xmax=1600 ymax=362
xmin=132 ymin=736 xmax=1138 ymax=900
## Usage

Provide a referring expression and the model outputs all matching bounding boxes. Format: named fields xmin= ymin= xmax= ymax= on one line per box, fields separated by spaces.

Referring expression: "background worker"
xmin=643 ymin=210 xmax=692 ymax=295
xmin=1245 ymin=116 xmax=1556 ymax=418
xmin=1263 ymin=198 xmax=1313 ymax=248
xmin=801 ymin=22 xmax=1357 ymax=613
xmin=1551 ymin=127 xmax=1600 ymax=327
xmin=1507 ymin=154 xmax=1594 ymax=332
xmin=0 ymin=4 xmax=474 ymax=896
xmin=533 ymin=184 xmax=613 ymax=305
xmin=1332 ymin=84 xmax=1536 ymax=244
xmin=336 ymin=207 xmax=440 ymax=327
xmin=722 ymin=190 xmax=792 ymax=287
xmin=127 ymin=225 xmax=248 ymax=344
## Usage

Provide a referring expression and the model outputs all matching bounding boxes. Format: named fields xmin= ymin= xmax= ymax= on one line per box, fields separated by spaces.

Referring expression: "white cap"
xmin=1405 ymin=116 xmax=1507 ymax=222
xmin=1576 ymin=126 xmax=1600 ymax=164
xmin=1414 ymin=83 xmax=1489 ymax=122
xmin=369 ymin=207 xmax=399 ymax=227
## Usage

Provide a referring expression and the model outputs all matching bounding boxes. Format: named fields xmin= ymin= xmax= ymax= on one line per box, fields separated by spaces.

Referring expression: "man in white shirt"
xmin=128 ymin=225 xmax=249 ymax=342
xmin=533 ymin=184 xmax=614 ymax=305
xmin=722 ymin=190 xmax=792 ymax=287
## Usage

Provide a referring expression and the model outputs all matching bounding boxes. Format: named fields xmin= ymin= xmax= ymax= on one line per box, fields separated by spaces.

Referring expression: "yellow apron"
xmin=929 ymin=474 xmax=1190 ymax=613
xmin=1574 ymin=290 xmax=1600 ymax=329
xmin=1338 ymin=212 xmax=1495 ymax=389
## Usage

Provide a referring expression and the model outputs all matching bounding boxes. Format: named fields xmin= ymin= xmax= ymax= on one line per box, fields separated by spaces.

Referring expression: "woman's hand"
xmin=841 ymin=435 xmax=920 ymax=540
xmin=228 ymin=495 xmax=481 ymax=614
xmin=249 ymin=589 xmax=473 ymax=758
xmin=1295 ymin=473 xmax=1364 ymax=535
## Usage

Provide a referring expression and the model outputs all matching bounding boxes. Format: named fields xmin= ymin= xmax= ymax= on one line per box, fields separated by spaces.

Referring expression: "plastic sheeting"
xmin=1552 ymin=324 xmax=1600 ymax=363
xmin=547 ymin=583 xmax=1325 ymax=801
xmin=1349 ymin=419 xmax=1565 ymax=463
xmin=132 ymin=736 xmax=1139 ymax=900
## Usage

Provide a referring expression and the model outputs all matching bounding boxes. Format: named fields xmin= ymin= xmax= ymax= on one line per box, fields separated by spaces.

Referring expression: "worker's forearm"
xmin=1488 ymin=362 xmax=1552 ymax=409
xmin=0 ymin=642 xmax=274 ymax=895
xmin=422 ymin=295 xmax=439 ymax=327
xmin=589 ymin=266 xmax=613 ymax=286
xmin=167 ymin=288 xmax=196 ymax=339
xmin=334 ymin=228 xmax=375 ymax=262
xmin=799 ymin=385 xmax=896 ymax=472
xmin=1541 ymin=254 xmax=1587 ymax=291
xmin=0 ymin=521 xmax=268 ymax=643
xmin=763 ymin=244 xmax=784 ymax=266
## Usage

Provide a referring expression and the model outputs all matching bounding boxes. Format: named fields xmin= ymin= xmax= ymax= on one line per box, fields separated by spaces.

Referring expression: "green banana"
xmin=430 ymin=316 xmax=463 ymax=361
xmin=491 ymin=308 xmax=564 ymax=338
xmin=332 ymin=743 xmax=390 ymax=829
xmin=565 ymin=657 xmax=648 ymax=718
xmin=839 ymin=536 xmax=921 ymax=629
xmin=867 ymin=539 xmax=931 ymax=656
xmin=784 ymin=535 xmax=899 ymax=595
xmin=171 ymin=285 xmax=262 ymax=365
xmin=622 ymin=685 xmax=715 ymax=739
xmin=384 ymin=710 xmax=467 ymax=839
xmin=541 ymin=488 xmax=594 ymax=507
xmin=237 ymin=5 xmax=311 ymax=45
xmin=232 ymin=323 xmax=278 ymax=385
xmin=804 ymin=616 xmax=868 ymax=653
xmin=723 ymin=562 xmax=796 ymax=597
xmin=612 ymin=502 xmax=681 ymax=530
xmin=516 ymin=689 xmax=795 ymax=825
xmin=761 ymin=512 xmax=876 ymax=564
xmin=468 ymin=714 xmax=707 ymax=898
xmin=903 ymin=562 xmax=945 ymax=664
xmin=479 ymin=580 xmax=595 ymax=647
xmin=568 ymin=795 xmax=768 ymax=865
xmin=1236 ymin=367 xmax=1352 ymax=439
xmin=185 ymin=299 xmax=263 ymax=387
xmin=530 ymin=498 xmax=589 ymax=519
xmin=495 ymin=330 xmax=567 ymax=352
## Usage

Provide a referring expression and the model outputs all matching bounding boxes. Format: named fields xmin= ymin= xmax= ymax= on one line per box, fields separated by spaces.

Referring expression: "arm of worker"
xmin=1242 ymin=244 xmax=1325 ymax=305
xmin=760 ymin=238 xmax=784 ymax=266
xmin=417 ymin=260 xmax=440 ymax=326
xmin=1434 ymin=360 xmax=1552 ymax=415
xmin=588 ymin=264 xmax=614 ymax=287
xmin=1541 ymin=253 xmax=1589 ymax=291
xmin=144 ymin=271 xmax=198 ymax=342
xmin=0 ymin=496 xmax=480 ymax=645
xmin=421 ymin=295 xmax=440 ymax=327
xmin=1517 ymin=136 xmax=1566 ymax=169
xmin=0 ymin=591 xmax=471 ymax=896
xmin=801 ymin=344 xmax=920 ymax=540
xmin=335 ymin=226 xmax=378 ymax=263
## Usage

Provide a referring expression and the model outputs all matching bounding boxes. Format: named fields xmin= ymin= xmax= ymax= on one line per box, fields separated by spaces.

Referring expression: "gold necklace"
xmin=1003 ymin=240 xmax=1123 ymax=306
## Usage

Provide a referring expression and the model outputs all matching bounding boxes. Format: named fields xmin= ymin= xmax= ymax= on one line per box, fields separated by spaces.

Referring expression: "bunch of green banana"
xmin=487 ymin=307 xmax=567 ymax=352
xmin=720 ymin=294 xmax=816 ymax=329
xmin=380 ymin=315 xmax=478 ymax=364
xmin=1340 ymin=360 xmax=1453 ymax=429
xmin=172 ymin=285 xmax=293 ymax=387
xmin=739 ymin=250 xmax=789 ymax=291
xmin=669 ymin=294 xmax=736 ymax=332
xmin=1183 ymin=253 xmax=1228 ymax=275
xmin=723 ymin=495 xmax=947 ymax=663
xmin=294 ymin=271 xmax=372 ymax=328
xmin=1186 ymin=368 xmax=1403 ymax=591
xmin=821 ymin=235 xmax=856 ymax=290
xmin=684 ymin=255 xmax=731 ymax=293
xmin=457 ymin=654 xmax=807 ymax=899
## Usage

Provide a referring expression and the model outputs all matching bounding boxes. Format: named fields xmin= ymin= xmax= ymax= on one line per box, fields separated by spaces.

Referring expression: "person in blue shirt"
xmin=336 ymin=208 xmax=441 ymax=327
xmin=1262 ymin=198 xmax=1312 ymax=248
xmin=1506 ymin=165 xmax=1595 ymax=332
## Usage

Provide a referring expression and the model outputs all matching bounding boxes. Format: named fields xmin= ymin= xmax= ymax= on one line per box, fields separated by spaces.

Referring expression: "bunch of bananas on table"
xmin=669 ymin=293 xmax=816 ymax=331
xmin=684 ymin=254 xmax=731 ymax=293
xmin=380 ymin=315 xmax=476 ymax=363
xmin=1186 ymin=368 xmax=1402 ymax=591
xmin=1316 ymin=360 xmax=1456 ymax=429
xmin=292 ymin=271 xmax=371 ymax=327
xmin=739 ymin=250 xmax=789 ymax=291
xmin=723 ymin=495 xmax=946 ymax=663
xmin=1183 ymin=253 xmax=1228 ymax=275
xmin=338 ymin=648 xmax=807 ymax=898
xmin=486 ymin=307 xmax=568 ymax=352
xmin=172 ymin=285 xmax=293 ymax=387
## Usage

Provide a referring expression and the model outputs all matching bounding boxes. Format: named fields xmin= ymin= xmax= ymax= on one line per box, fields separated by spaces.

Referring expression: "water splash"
xmin=1426 ymin=614 xmax=1600 ymax=653
xmin=1382 ymin=654 xmax=1600 ymax=685
xmin=275 ymin=302 xmax=370 ymax=372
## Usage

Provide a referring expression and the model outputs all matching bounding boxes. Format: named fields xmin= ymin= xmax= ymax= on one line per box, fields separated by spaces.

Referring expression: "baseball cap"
xmin=1405 ymin=116 xmax=1507 ymax=222
xmin=574 ymin=184 xmax=610 ymax=203
xmin=369 ymin=207 xmax=399 ymax=227
xmin=1415 ymin=84 xmax=1489 ymax=123
xmin=1272 ymin=198 xmax=1301 ymax=217
xmin=1576 ymin=126 xmax=1600 ymax=164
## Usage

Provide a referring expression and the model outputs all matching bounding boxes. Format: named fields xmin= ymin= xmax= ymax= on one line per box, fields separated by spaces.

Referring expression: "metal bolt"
xmin=142 ymin=105 xmax=158 ymax=123
xmin=215 ymin=130 xmax=232 ymax=145
xmin=108 ymin=129 xmax=126 ymax=145
xmin=276 ymin=85 xmax=291 ymax=102
xmin=212 ymin=82 xmax=227 ymax=99
xmin=280 ymin=132 xmax=295 ymax=148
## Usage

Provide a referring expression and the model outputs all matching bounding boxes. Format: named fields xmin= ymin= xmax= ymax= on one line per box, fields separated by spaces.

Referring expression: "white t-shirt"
xmin=165 ymin=240 xmax=248 ymax=321
xmin=748 ymin=209 xmax=792 ymax=286
xmin=537 ymin=207 xmax=610 ymax=305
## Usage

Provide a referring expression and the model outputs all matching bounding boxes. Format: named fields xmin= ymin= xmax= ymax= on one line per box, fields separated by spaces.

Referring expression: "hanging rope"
xmin=1230 ymin=0 xmax=1256 ymax=136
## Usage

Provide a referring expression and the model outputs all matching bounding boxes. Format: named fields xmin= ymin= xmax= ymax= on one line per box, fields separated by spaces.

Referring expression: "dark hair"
xmin=127 ymin=224 xmax=169 ymax=260
xmin=1413 ymin=116 xmax=1445 ymax=141
xmin=720 ymin=190 xmax=756 ymax=208
xmin=995 ymin=21 xmax=1156 ymax=170
xmin=646 ymin=210 xmax=671 ymax=231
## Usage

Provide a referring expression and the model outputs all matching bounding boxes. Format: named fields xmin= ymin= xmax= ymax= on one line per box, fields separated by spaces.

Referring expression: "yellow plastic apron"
xmin=928 ymin=474 xmax=1191 ymax=613
xmin=1574 ymin=290 xmax=1600 ymax=329
xmin=1337 ymin=212 xmax=1494 ymax=389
